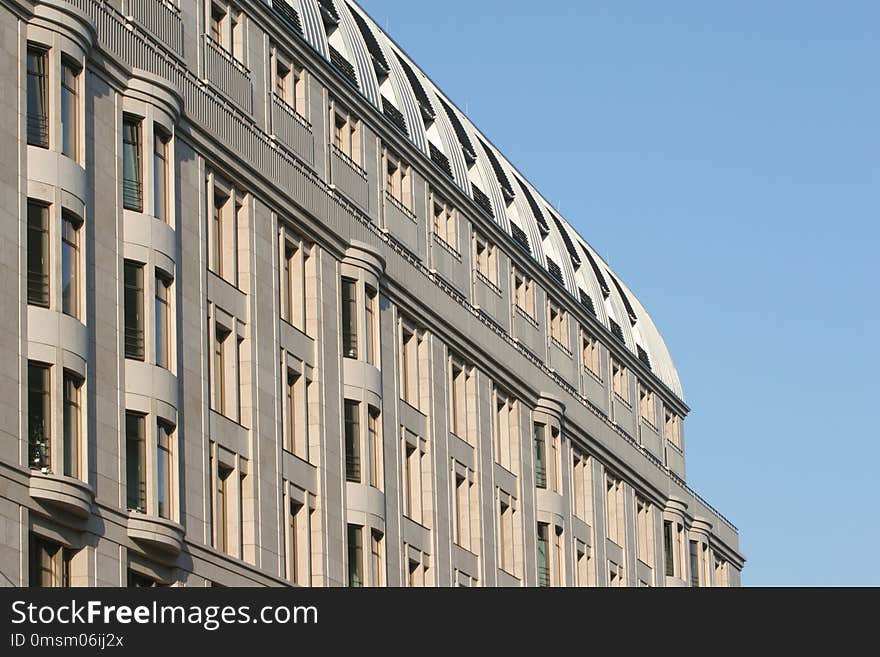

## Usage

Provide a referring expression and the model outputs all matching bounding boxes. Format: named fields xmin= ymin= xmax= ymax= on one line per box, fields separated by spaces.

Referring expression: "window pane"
xmin=344 ymin=401 xmax=360 ymax=482
xmin=26 ymin=47 xmax=48 ymax=148
xmin=62 ymin=374 xmax=80 ymax=478
xmin=27 ymin=202 xmax=49 ymax=307
xmin=341 ymin=279 xmax=358 ymax=359
xmin=122 ymin=118 xmax=143 ymax=211
xmin=61 ymin=61 xmax=78 ymax=158
xmin=157 ymin=422 xmax=172 ymax=519
xmin=28 ymin=363 xmax=50 ymax=470
xmin=155 ymin=274 xmax=170 ymax=369
xmin=153 ymin=132 xmax=168 ymax=222
xmin=61 ymin=214 xmax=79 ymax=317
xmin=347 ymin=525 xmax=363 ymax=587
xmin=125 ymin=413 xmax=146 ymax=512
xmin=124 ymin=262 xmax=144 ymax=360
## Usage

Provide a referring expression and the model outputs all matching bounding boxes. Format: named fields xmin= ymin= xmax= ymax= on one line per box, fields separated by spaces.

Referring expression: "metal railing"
xmin=26 ymin=271 xmax=49 ymax=307
xmin=126 ymin=0 xmax=182 ymax=56
xmin=203 ymin=34 xmax=252 ymax=112
xmin=123 ymin=178 xmax=143 ymax=211
xmin=27 ymin=113 xmax=49 ymax=148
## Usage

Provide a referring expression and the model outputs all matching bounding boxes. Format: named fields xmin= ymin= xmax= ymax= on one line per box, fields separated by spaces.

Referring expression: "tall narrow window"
xmin=153 ymin=129 xmax=170 ymax=222
xmin=28 ymin=362 xmax=51 ymax=471
xmin=665 ymin=408 xmax=682 ymax=449
xmin=125 ymin=412 xmax=146 ymax=512
xmin=62 ymin=373 xmax=81 ymax=479
xmin=399 ymin=321 xmax=420 ymax=408
xmin=639 ymin=384 xmax=656 ymax=426
xmin=534 ymin=424 xmax=547 ymax=489
xmin=636 ymin=497 xmax=653 ymax=567
xmin=663 ymin=520 xmax=674 ymax=577
xmin=473 ymin=233 xmax=496 ymax=284
xmin=537 ymin=523 xmax=550 ymax=588
xmin=157 ymin=420 xmax=173 ymax=520
xmin=213 ymin=325 xmax=230 ymax=415
xmin=27 ymin=201 xmax=50 ymax=308
xmin=368 ymin=407 xmax=381 ymax=489
xmin=370 ymin=530 xmax=384 ymax=587
xmin=606 ymin=475 xmax=624 ymax=546
xmin=210 ymin=186 xmax=234 ymax=280
xmin=285 ymin=371 xmax=299 ymax=454
xmin=341 ymin=279 xmax=358 ymax=359
xmin=124 ymin=262 xmax=145 ymax=360
xmin=347 ymin=524 xmax=363 ymax=587
xmin=449 ymin=357 xmax=470 ymax=441
xmin=281 ymin=239 xmax=302 ymax=327
xmin=29 ymin=535 xmax=71 ymax=587
xmin=122 ymin=116 xmax=143 ymax=211
xmin=385 ymin=152 xmax=410 ymax=208
xmin=286 ymin=500 xmax=303 ymax=584
xmin=344 ymin=401 xmax=361 ymax=483
xmin=61 ymin=212 xmax=81 ymax=318
xmin=689 ymin=540 xmax=700 ymax=587
xmin=155 ymin=272 xmax=171 ymax=369
xmin=582 ymin=331 xmax=600 ymax=377
xmin=494 ymin=390 xmax=517 ymax=473
xmin=333 ymin=106 xmax=361 ymax=164
xmin=612 ymin=360 xmax=629 ymax=402
xmin=432 ymin=198 xmax=457 ymax=251
xmin=216 ymin=465 xmax=233 ymax=553
xmin=26 ymin=46 xmax=49 ymax=148
xmin=513 ymin=271 xmax=534 ymax=318
xmin=364 ymin=285 xmax=377 ymax=366
xmin=499 ymin=497 xmax=515 ymax=574
xmin=60 ymin=58 xmax=79 ymax=159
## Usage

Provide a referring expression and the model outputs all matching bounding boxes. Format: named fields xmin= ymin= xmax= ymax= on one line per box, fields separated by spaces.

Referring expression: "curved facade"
xmin=0 ymin=0 xmax=743 ymax=587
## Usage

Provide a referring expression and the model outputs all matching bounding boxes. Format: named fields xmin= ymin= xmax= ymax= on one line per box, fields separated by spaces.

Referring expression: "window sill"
xmin=613 ymin=392 xmax=632 ymax=409
xmin=514 ymin=305 xmax=539 ymax=329
xmin=583 ymin=367 xmax=603 ymax=385
xmin=384 ymin=190 xmax=417 ymax=221
xmin=432 ymin=233 xmax=461 ymax=260
xmin=550 ymin=336 xmax=572 ymax=357
xmin=473 ymin=269 xmax=502 ymax=297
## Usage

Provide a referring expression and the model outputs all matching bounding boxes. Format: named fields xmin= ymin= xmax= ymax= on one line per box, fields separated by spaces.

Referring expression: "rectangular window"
xmin=61 ymin=212 xmax=81 ymax=318
xmin=513 ymin=271 xmax=535 ymax=318
xmin=399 ymin=320 xmax=421 ymax=408
xmin=385 ymin=151 xmax=411 ymax=208
xmin=344 ymin=400 xmax=361 ymax=483
xmin=576 ymin=543 xmax=590 ymax=587
xmin=664 ymin=520 xmax=675 ymax=577
xmin=473 ymin=233 xmax=497 ymax=284
xmin=124 ymin=262 xmax=145 ymax=360
xmin=404 ymin=443 xmax=420 ymax=523
xmin=432 ymin=197 xmax=457 ymax=251
xmin=536 ymin=523 xmax=550 ymax=588
xmin=636 ymin=496 xmax=653 ymax=567
xmin=216 ymin=464 xmax=233 ymax=553
xmin=549 ymin=301 xmax=567 ymax=344
xmin=209 ymin=181 xmax=240 ymax=283
xmin=212 ymin=324 xmax=230 ymax=415
xmin=639 ymin=384 xmax=656 ymax=427
xmin=368 ymin=407 xmax=382 ymax=489
xmin=534 ymin=424 xmax=547 ymax=489
xmin=273 ymin=49 xmax=305 ymax=113
xmin=125 ymin=412 xmax=146 ymax=512
xmin=612 ymin=360 xmax=629 ymax=402
xmin=285 ymin=371 xmax=298 ymax=455
xmin=364 ymin=285 xmax=377 ymax=366
xmin=27 ymin=201 xmax=50 ymax=308
xmin=122 ymin=116 xmax=143 ymax=211
xmin=341 ymin=278 xmax=358 ymax=359
xmin=26 ymin=46 xmax=49 ymax=148
xmin=499 ymin=497 xmax=514 ymax=574
xmin=347 ymin=524 xmax=363 ymax=587
xmin=157 ymin=420 xmax=173 ymax=520
xmin=494 ymin=390 xmax=517 ymax=473
xmin=605 ymin=475 xmax=625 ymax=546
xmin=155 ymin=272 xmax=171 ymax=369
xmin=28 ymin=362 xmax=51 ymax=470
xmin=449 ymin=357 xmax=471 ymax=441
xmin=333 ymin=106 xmax=361 ymax=164
xmin=572 ymin=449 xmax=593 ymax=521
xmin=29 ymin=535 xmax=71 ymax=587
xmin=62 ymin=373 xmax=82 ymax=478
xmin=370 ymin=530 xmax=384 ymax=587
xmin=689 ymin=540 xmax=700 ymax=587
xmin=453 ymin=470 xmax=472 ymax=551
xmin=582 ymin=331 xmax=601 ymax=377
xmin=665 ymin=408 xmax=682 ymax=449
xmin=286 ymin=500 xmax=303 ymax=584
xmin=153 ymin=129 xmax=170 ymax=222
xmin=61 ymin=58 xmax=80 ymax=159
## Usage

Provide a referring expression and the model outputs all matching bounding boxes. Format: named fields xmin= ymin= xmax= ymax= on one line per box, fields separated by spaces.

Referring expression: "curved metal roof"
xmin=294 ymin=0 xmax=685 ymax=400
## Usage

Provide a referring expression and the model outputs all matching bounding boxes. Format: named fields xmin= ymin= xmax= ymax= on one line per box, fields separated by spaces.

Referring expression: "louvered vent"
xmin=609 ymin=318 xmax=625 ymax=343
xmin=328 ymin=45 xmax=358 ymax=88
xmin=318 ymin=0 xmax=340 ymax=24
xmin=348 ymin=5 xmax=389 ymax=76
xmin=471 ymin=183 xmax=494 ymax=218
xmin=510 ymin=222 xmax=531 ymax=255
xmin=608 ymin=271 xmax=638 ymax=325
xmin=273 ymin=1 xmax=303 ymax=35
xmin=440 ymin=98 xmax=477 ymax=163
xmin=637 ymin=345 xmax=652 ymax=370
xmin=382 ymin=97 xmax=408 ymax=136
xmin=546 ymin=257 xmax=564 ymax=285
xmin=579 ymin=289 xmax=596 ymax=317
xmin=551 ymin=214 xmax=581 ymax=268
xmin=479 ymin=138 xmax=515 ymax=202
xmin=395 ymin=54 xmax=435 ymax=121
xmin=428 ymin=143 xmax=452 ymax=178
xmin=583 ymin=247 xmax=610 ymax=298
xmin=515 ymin=177 xmax=549 ymax=235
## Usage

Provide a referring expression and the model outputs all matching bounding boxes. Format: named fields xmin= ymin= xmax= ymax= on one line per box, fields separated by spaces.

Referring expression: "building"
xmin=0 ymin=0 xmax=744 ymax=588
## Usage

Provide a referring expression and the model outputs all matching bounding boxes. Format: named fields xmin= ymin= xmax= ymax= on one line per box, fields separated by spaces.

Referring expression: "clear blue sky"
xmin=358 ymin=0 xmax=880 ymax=585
